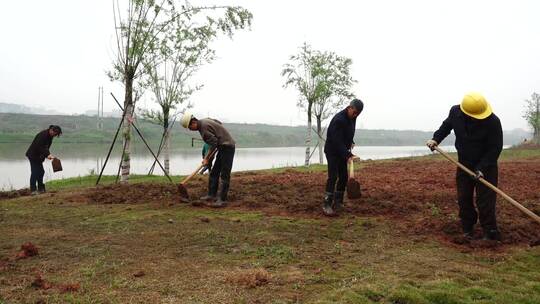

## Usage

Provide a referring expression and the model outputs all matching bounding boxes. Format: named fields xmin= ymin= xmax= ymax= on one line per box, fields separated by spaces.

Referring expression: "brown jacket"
xmin=198 ymin=118 xmax=236 ymax=148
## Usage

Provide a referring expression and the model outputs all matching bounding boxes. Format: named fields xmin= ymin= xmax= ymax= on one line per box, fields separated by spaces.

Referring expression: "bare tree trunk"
xmin=305 ymin=103 xmax=312 ymax=166
xmin=120 ymin=73 xmax=134 ymax=183
xmin=163 ymin=127 xmax=170 ymax=175
xmin=536 ymin=100 xmax=540 ymax=144
xmin=316 ymin=116 xmax=323 ymax=164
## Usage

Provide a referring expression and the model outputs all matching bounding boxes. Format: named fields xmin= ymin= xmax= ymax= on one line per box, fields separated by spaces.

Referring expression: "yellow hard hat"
xmin=180 ymin=112 xmax=193 ymax=128
xmin=460 ymin=92 xmax=492 ymax=119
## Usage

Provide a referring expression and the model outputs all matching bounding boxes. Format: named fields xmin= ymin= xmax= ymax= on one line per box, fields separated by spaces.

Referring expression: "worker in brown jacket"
xmin=181 ymin=112 xmax=235 ymax=207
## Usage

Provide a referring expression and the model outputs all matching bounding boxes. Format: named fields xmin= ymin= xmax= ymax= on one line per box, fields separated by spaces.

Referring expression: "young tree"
xmin=281 ymin=43 xmax=320 ymax=166
xmin=140 ymin=2 xmax=251 ymax=174
xmin=523 ymin=92 xmax=540 ymax=144
xmin=311 ymin=52 xmax=355 ymax=164
xmin=282 ymin=43 xmax=355 ymax=165
xmin=109 ymin=0 xmax=252 ymax=182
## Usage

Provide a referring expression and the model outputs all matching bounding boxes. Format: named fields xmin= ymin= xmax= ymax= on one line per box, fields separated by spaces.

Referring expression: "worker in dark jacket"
xmin=427 ymin=92 xmax=503 ymax=241
xmin=323 ymin=99 xmax=364 ymax=216
xmin=181 ymin=112 xmax=235 ymax=208
xmin=25 ymin=125 xmax=62 ymax=194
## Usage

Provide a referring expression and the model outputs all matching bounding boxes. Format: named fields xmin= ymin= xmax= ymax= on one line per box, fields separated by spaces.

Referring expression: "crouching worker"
xmin=181 ymin=113 xmax=235 ymax=208
xmin=323 ymin=99 xmax=364 ymax=216
xmin=427 ymin=92 xmax=503 ymax=241
xmin=25 ymin=125 xmax=62 ymax=195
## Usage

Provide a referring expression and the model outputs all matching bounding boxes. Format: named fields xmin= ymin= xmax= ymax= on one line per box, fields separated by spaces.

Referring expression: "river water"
xmin=0 ymin=143 xmax=456 ymax=190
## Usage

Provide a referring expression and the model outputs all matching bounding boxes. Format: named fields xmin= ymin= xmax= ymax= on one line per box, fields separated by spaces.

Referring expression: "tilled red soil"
xmin=0 ymin=188 xmax=31 ymax=200
xmin=67 ymin=158 xmax=540 ymax=248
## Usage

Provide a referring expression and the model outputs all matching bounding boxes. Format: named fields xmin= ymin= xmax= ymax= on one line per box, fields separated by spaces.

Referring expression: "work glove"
xmin=474 ymin=170 xmax=484 ymax=181
xmin=426 ymin=139 xmax=438 ymax=151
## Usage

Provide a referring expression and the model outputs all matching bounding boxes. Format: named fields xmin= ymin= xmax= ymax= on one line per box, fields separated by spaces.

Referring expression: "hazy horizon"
xmin=0 ymin=108 xmax=532 ymax=133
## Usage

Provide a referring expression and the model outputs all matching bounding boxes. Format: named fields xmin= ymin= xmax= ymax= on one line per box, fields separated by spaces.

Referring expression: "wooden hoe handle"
xmin=433 ymin=146 xmax=540 ymax=226
xmin=348 ymin=159 xmax=355 ymax=178
xmin=180 ymin=149 xmax=217 ymax=186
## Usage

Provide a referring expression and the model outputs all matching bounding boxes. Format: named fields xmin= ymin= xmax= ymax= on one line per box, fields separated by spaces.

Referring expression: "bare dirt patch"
xmin=67 ymin=158 xmax=540 ymax=249
xmin=31 ymin=274 xmax=80 ymax=293
xmin=0 ymin=188 xmax=31 ymax=200
xmin=225 ymin=268 xmax=271 ymax=288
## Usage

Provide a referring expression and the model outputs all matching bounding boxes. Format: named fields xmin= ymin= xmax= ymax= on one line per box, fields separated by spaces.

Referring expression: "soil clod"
xmin=31 ymin=275 xmax=52 ymax=290
xmin=133 ymin=271 xmax=145 ymax=277
xmin=16 ymin=242 xmax=38 ymax=259
xmin=58 ymin=283 xmax=80 ymax=293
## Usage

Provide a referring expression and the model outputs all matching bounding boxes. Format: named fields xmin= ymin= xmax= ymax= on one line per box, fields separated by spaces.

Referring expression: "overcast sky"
xmin=1 ymin=0 xmax=539 ymax=131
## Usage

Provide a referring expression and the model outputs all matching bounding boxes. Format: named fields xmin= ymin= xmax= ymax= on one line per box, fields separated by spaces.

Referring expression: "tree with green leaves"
xmin=523 ymin=92 xmax=540 ymax=144
xmin=282 ymin=42 xmax=355 ymax=165
xmin=139 ymin=3 xmax=251 ymax=174
xmin=109 ymin=0 xmax=252 ymax=182
xmin=311 ymin=52 xmax=355 ymax=164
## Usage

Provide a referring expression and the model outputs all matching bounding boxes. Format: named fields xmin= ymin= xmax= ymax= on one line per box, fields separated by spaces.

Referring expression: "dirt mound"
xmin=0 ymin=188 xmax=31 ymax=200
xmin=70 ymin=158 xmax=540 ymax=248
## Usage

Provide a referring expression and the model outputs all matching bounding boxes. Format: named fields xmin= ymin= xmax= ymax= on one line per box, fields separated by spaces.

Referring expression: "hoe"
xmin=178 ymin=149 xmax=217 ymax=202
xmin=434 ymin=146 xmax=540 ymax=226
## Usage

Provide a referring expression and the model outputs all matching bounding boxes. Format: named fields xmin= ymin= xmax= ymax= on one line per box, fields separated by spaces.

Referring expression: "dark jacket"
xmin=324 ymin=109 xmax=357 ymax=160
xmin=26 ymin=129 xmax=53 ymax=162
xmin=432 ymin=105 xmax=503 ymax=171
xmin=198 ymin=118 xmax=236 ymax=149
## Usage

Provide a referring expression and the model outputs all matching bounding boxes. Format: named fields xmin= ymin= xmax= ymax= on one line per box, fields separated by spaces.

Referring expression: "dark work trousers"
xmin=29 ymin=159 xmax=45 ymax=192
xmin=208 ymin=146 xmax=235 ymax=200
xmin=325 ymin=153 xmax=348 ymax=193
xmin=456 ymin=166 xmax=498 ymax=233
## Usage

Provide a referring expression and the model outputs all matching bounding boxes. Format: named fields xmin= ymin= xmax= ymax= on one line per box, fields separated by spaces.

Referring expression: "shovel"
xmin=178 ymin=149 xmax=217 ymax=202
xmin=347 ymin=159 xmax=361 ymax=199
xmin=433 ymin=146 xmax=540 ymax=225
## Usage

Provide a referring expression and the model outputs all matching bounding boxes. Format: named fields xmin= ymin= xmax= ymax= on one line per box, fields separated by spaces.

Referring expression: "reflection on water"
xmin=0 ymin=143 xmax=457 ymax=190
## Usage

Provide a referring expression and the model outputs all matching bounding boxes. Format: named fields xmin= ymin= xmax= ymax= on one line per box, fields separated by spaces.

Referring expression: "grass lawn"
xmin=1 ymin=147 xmax=539 ymax=303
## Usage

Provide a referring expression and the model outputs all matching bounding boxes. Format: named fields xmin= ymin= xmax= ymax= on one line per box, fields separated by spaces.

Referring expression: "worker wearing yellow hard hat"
xmin=460 ymin=92 xmax=493 ymax=120
xmin=426 ymin=92 xmax=503 ymax=241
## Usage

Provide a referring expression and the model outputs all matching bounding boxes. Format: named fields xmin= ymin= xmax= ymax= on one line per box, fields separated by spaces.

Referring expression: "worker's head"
xmin=48 ymin=125 xmax=62 ymax=137
xmin=188 ymin=117 xmax=199 ymax=130
xmin=460 ymin=92 xmax=492 ymax=120
xmin=346 ymin=99 xmax=364 ymax=119
xmin=180 ymin=112 xmax=199 ymax=130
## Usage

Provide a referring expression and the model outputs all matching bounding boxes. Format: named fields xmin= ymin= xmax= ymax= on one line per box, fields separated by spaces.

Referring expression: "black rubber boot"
xmin=200 ymin=195 xmax=216 ymax=201
xmin=203 ymin=175 xmax=219 ymax=201
xmin=322 ymin=192 xmax=335 ymax=216
xmin=334 ymin=191 xmax=344 ymax=214
xmin=463 ymin=231 xmax=474 ymax=240
xmin=209 ymin=198 xmax=228 ymax=208
xmin=483 ymin=229 xmax=501 ymax=241
xmin=38 ymin=184 xmax=46 ymax=194
xmin=209 ymin=182 xmax=229 ymax=208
